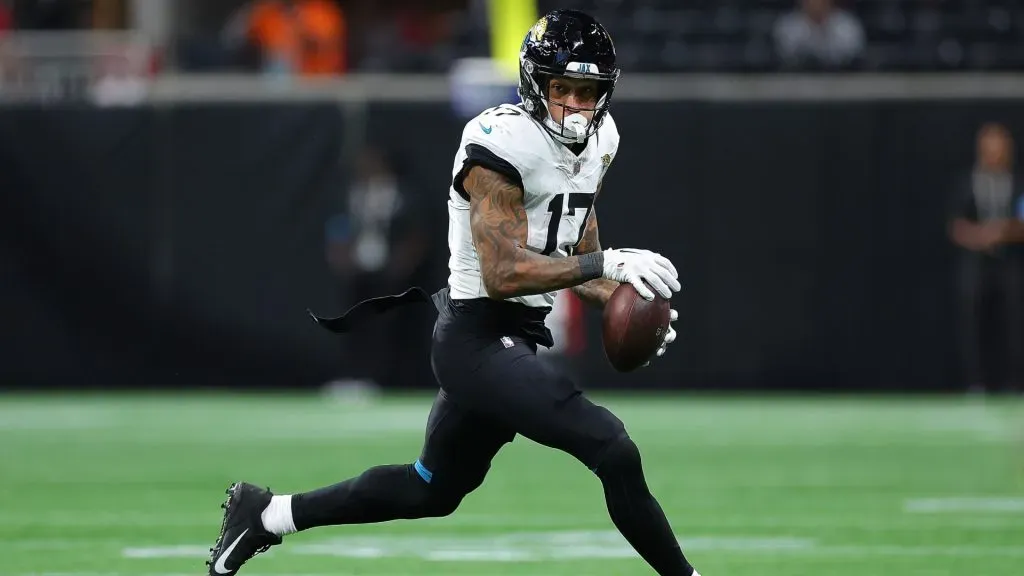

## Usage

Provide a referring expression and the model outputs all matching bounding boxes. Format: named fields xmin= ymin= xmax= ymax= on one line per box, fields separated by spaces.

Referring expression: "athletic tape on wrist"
xmin=578 ymin=251 xmax=604 ymax=281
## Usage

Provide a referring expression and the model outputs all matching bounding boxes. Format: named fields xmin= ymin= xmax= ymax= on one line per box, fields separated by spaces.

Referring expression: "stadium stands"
xmin=524 ymin=0 xmax=1024 ymax=72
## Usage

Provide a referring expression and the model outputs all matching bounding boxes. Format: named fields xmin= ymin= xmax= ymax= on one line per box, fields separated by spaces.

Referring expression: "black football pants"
xmin=289 ymin=296 xmax=696 ymax=575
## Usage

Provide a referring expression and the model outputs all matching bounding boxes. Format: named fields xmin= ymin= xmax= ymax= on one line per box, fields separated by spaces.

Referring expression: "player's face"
xmin=546 ymin=77 xmax=601 ymax=125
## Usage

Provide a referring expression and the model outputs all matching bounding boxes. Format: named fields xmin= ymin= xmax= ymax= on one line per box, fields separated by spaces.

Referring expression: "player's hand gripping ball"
xmin=602 ymin=282 xmax=677 ymax=372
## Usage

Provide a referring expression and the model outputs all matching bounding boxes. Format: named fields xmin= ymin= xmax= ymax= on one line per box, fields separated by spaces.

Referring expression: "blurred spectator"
xmin=325 ymin=146 xmax=429 ymax=388
xmin=226 ymin=0 xmax=347 ymax=76
xmin=949 ymin=123 xmax=1024 ymax=394
xmin=358 ymin=3 xmax=459 ymax=72
xmin=773 ymin=0 xmax=865 ymax=70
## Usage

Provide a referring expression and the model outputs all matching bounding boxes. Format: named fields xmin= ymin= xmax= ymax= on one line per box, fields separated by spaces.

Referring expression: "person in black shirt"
xmin=949 ymin=122 xmax=1024 ymax=394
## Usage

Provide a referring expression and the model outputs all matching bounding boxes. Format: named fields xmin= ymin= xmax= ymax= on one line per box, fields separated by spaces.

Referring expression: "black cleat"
xmin=206 ymin=482 xmax=283 ymax=576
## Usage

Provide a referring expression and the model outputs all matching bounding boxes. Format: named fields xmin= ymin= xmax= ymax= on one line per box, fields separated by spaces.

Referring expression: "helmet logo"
xmin=531 ymin=17 xmax=548 ymax=42
xmin=566 ymin=61 xmax=600 ymax=74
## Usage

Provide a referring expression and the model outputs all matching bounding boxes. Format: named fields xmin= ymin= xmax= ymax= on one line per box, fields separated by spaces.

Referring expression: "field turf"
xmin=1 ymin=392 xmax=1022 ymax=576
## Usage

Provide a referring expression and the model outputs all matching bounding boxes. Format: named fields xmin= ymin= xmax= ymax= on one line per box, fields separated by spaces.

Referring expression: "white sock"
xmin=692 ymin=571 xmax=701 ymax=576
xmin=260 ymin=495 xmax=297 ymax=536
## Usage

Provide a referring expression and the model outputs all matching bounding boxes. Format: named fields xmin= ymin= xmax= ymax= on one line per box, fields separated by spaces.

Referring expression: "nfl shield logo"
xmin=572 ymin=160 xmax=581 ymax=175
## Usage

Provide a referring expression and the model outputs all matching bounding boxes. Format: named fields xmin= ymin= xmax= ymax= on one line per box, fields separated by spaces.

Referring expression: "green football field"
xmin=1 ymin=392 xmax=1022 ymax=576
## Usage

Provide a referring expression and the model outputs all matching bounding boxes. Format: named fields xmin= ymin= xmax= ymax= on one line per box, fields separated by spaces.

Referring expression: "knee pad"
xmin=592 ymin=434 xmax=643 ymax=479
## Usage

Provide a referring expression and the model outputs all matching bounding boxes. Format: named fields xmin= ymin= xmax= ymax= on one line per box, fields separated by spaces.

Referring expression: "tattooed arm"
xmin=570 ymin=183 xmax=619 ymax=308
xmin=465 ymin=165 xmax=604 ymax=300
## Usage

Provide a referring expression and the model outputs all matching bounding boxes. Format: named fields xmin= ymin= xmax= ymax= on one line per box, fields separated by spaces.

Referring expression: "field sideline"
xmin=1 ymin=391 xmax=1022 ymax=576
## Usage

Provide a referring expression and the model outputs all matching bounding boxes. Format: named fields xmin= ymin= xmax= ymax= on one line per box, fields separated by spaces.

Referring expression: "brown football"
xmin=602 ymin=282 xmax=672 ymax=372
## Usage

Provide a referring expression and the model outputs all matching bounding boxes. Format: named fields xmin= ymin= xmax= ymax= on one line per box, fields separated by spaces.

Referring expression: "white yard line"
xmin=120 ymin=532 xmax=815 ymax=561
xmin=118 ymin=529 xmax=1024 ymax=562
xmin=904 ymin=496 xmax=1024 ymax=513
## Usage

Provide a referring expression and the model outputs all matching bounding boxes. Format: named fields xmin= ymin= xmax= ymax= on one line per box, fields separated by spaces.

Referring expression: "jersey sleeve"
xmin=452 ymin=107 xmax=536 ymax=200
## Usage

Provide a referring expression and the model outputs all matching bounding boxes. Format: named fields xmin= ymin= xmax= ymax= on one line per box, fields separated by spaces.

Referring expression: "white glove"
xmin=644 ymin=309 xmax=678 ymax=367
xmin=602 ymin=248 xmax=680 ymax=301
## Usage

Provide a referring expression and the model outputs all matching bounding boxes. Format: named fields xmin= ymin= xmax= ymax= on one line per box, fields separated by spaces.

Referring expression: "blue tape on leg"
xmin=414 ymin=459 xmax=433 ymax=483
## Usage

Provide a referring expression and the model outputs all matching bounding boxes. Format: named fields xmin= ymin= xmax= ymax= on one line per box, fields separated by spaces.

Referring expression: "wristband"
xmin=578 ymin=251 xmax=604 ymax=281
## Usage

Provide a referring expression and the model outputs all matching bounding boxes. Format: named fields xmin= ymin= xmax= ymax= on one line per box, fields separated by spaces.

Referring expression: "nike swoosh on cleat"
xmin=479 ymin=122 xmax=492 ymax=134
xmin=213 ymin=528 xmax=248 ymax=575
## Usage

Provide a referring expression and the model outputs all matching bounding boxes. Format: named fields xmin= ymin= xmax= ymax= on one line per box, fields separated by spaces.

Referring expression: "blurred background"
xmin=1 ymin=0 xmax=1022 ymax=395
xmin=1 ymin=2 xmax=1023 ymax=575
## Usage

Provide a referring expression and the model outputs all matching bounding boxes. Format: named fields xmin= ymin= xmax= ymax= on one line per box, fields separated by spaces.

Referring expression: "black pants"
xmin=959 ymin=259 xmax=1023 ymax=390
xmin=292 ymin=288 xmax=695 ymax=575
xmin=417 ymin=292 xmax=627 ymax=488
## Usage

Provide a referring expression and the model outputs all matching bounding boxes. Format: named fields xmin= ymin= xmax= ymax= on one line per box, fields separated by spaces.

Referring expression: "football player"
xmin=207 ymin=9 xmax=697 ymax=576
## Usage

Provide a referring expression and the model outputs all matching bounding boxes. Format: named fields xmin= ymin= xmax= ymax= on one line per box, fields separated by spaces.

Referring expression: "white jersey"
xmin=446 ymin=103 xmax=620 ymax=308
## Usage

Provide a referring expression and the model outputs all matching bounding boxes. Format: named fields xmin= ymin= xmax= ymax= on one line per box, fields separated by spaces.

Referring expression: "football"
xmin=602 ymin=282 xmax=672 ymax=372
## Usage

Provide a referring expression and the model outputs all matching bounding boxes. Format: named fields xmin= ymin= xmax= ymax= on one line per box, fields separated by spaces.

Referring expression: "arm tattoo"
xmin=571 ymin=203 xmax=619 ymax=309
xmin=575 ymin=207 xmax=601 ymax=254
xmin=465 ymin=165 xmax=601 ymax=299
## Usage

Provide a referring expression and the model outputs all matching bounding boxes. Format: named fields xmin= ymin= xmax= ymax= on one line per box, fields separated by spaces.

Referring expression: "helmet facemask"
xmin=519 ymin=58 xmax=618 ymax=145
